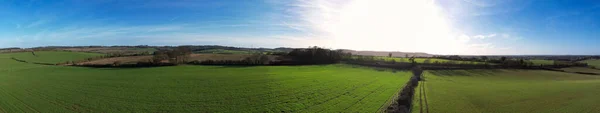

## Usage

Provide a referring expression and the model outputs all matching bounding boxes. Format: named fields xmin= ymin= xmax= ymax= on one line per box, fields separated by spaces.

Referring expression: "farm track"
xmin=416 ymin=79 xmax=429 ymax=113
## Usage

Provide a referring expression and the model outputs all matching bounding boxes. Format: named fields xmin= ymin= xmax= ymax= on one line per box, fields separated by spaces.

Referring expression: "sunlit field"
xmin=365 ymin=56 xmax=485 ymax=64
xmin=0 ymin=52 xmax=410 ymax=112
xmin=529 ymin=59 xmax=554 ymax=66
xmin=581 ymin=59 xmax=600 ymax=67
xmin=412 ymin=70 xmax=600 ymax=113
xmin=560 ymin=67 xmax=600 ymax=74
xmin=9 ymin=51 xmax=103 ymax=64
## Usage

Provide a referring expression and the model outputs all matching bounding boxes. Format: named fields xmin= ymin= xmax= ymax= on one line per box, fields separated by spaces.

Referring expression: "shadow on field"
xmin=429 ymin=69 xmax=506 ymax=76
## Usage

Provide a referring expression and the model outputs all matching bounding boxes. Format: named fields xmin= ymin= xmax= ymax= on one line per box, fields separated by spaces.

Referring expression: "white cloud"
xmin=501 ymin=33 xmax=510 ymax=38
xmin=461 ymin=0 xmax=499 ymax=7
xmin=1 ymin=22 xmax=309 ymax=48
xmin=473 ymin=33 xmax=496 ymax=39
xmin=169 ymin=16 xmax=180 ymax=21
xmin=26 ymin=19 xmax=50 ymax=28
xmin=145 ymin=25 xmax=183 ymax=32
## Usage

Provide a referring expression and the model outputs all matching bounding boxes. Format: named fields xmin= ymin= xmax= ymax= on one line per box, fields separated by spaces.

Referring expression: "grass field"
xmin=10 ymin=51 xmax=104 ymax=64
xmin=412 ymin=69 xmax=600 ymax=113
xmin=529 ymin=59 xmax=554 ymax=65
xmin=63 ymin=47 xmax=157 ymax=55
xmin=559 ymin=67 xmax=600 ymax=74
xmin=580 ymin=59 xmax=600 ymax=67
xmin=0 ymin=52 xmax=411 ymax=112
xmin=373 ymin=57 xmax=484 ymax=64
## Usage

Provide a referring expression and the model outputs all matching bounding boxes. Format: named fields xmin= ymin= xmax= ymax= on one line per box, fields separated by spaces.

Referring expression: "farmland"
xmin=559 ymin=67 xmax=600 ymax=74
xmin=0 ymin=52 xmax=411 ymax=112
xmin=10 ymin=51 xmax=104 ymax=64
xmin=356 ymin=56 xmax=485 ymax=64
xmin=194 ymin=49 xmax=258 ymax=54
xmin=3 ymin=50 xmax=600 ymax=113
xmin=75 ymin=53 xmax=282 ymax=65
xmin=412 ymin=69 xmax=600 ymax=113
xmin=529 ymin=59 xmax=555 ymax=65
xmin=581 ymin=59 xmax=600 ymax=67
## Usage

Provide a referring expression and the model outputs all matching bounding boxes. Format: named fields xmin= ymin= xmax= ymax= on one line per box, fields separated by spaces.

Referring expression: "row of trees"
xmin=287 ymin=46 xmax=351 ymax=64
xmin=152 ymin=46 xmax=192 ymax=64
xmin=188 ymin=54 xmax=271 ymax=65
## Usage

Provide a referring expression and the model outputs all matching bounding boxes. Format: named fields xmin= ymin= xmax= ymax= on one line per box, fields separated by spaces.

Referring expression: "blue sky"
xmin=0 ymin=0 xmax=598 ymax=55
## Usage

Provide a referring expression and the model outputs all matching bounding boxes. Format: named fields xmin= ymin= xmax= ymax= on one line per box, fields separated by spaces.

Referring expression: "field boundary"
xmin=10 ymin=57 xmax=58 ymax=65
xmin=377 ymin=82 xmax=406 ymax=112
xmin=541 ymin=67 xmax=600 ymax=75
xmin=385 ymin=67 xmax=422 ymax=113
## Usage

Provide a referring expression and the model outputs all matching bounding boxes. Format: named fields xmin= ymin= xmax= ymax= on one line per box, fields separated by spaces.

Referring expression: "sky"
xmin=0 ymin=0 xmax=598 ymax=55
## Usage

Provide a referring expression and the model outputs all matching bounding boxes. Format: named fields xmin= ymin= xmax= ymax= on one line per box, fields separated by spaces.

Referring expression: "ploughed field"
xmin=412 ymin=69 xmax=600 ymax=113
xmin=0 ymin=52 xmax=411 ymax=112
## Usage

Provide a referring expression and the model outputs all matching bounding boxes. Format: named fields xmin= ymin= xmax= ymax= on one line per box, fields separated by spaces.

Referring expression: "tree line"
xmin=287 ymin=46 xmax=351 ymax=65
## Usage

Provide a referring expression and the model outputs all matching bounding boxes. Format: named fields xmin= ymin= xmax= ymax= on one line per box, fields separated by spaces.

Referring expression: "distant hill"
xmin=340 ymin=49 xmax=434 ymax=57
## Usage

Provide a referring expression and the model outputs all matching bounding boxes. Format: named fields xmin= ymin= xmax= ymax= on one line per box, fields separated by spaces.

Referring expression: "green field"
xmin=10 ymin=51 xmax=104 ymax=64
xmin=412 ymin=70 xmax=600 ymax=113
xmin=0 ymin=52 xmax=410 ymax=112
xmin=374 ymin=57 xmax=484 ymax=64
xmin=560 ymin=67 xmax=600 ymax=74
xmin=529 ymin=59 xmax=555 ymax=65
xmin=581 ymin=59 xmax=600 ymax=68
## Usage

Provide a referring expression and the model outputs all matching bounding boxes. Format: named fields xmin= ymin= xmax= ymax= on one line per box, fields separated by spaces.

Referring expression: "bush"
xmin=113 ymin=61 xmax=122 ymax=66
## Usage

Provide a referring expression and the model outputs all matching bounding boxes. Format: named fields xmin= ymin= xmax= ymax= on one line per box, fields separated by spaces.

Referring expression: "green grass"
xmin=412 ymin=70 xmax=600 ymax=113
xmin=0 ymin=52 xmax=410 ymax=112
xmin=580 ymin=59 xmax=600 ymax=68
xmin=529 ymin=59 xmax=554 ymax=65
xmin=560 ymin=67 xmax=600 ymax=74
xmin=9 ymin=51 xmax=103 ymax=64
xmin=365 ymin=56 xmax=485 ymax=64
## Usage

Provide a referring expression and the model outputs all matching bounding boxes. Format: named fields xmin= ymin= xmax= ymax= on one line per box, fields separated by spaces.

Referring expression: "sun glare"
xmin=305 ymin=0 xmax=467 ymax=54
